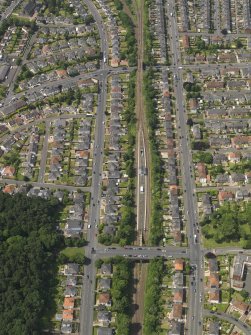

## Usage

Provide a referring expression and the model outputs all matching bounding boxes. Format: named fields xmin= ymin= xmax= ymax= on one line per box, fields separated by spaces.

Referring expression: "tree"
xmin=187 ymin=118 xmax=193 ymax=126
xmin=95 ymin=259 xmax=103 ymax=268
xmin=0 ymin=192 xmax=64 ymax=334
xmin=194 ymin=152 xmax=213 ymax=164
xmin=221 ymin=29 xmax=228 ymax=35
xmin=143 ymin=258 xmax=164 ymax=335
xmin=192 ymin=141 xmax=210 ymax=151
xmin=240 ymin=290 xmax=249 ymax=300
xmin=16 ymin=57 xmax=22 ymax=66
xmin=111 ymin=259 xmax=132 ymax=335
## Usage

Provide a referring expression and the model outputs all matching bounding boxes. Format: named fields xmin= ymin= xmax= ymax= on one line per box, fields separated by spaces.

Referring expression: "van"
xmin=140 ymin=186 xmax=144 ymax=193
xmin=88 ymin=224 xmax=91 ymax=229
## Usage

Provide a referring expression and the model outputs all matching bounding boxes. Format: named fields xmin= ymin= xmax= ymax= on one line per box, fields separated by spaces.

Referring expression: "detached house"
xmin=197 ymin=163 xmax=208 ymax=184
xmin=1 ymin=165 xmax=15 ymax=177
xmin=218 ymin=191 xmax=234 ymax=203
xmin=228 ymin=152 xmax=241 ymax=163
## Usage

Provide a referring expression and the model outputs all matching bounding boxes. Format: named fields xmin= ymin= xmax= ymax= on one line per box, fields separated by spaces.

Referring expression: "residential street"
xmin=204 ymin=310 xmax=250 ymax=334
xmin=1 ymin=0 xmax=251 ymax=334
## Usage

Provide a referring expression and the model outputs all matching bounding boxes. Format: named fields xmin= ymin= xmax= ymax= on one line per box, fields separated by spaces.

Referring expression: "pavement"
xmin=165 ymin=1 xmax=203 ymax=333
xmin=37 ymin=120 xmax=49 ymax=183
xmin=0 ymin=178 xmax=90 ymax=192
xmin=204 ymin=309 xmax=251 ymax=334
xmin=1 ymin=1 xmax=251 ymax=334
xmin=0 ymin=0 xmax=22 ymax=22
xmin=79 ymin=2 xmax=109 ymax=331
xmin=1 ymin=67 xmax=134 ymax=109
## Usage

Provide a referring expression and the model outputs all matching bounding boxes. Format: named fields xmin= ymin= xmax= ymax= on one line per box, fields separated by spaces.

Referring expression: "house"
xmin=208 ymin=321 xmax=219 ymax=335
xmin=99 ymin=278 xmax=111 ymax=291
xmin=54 ymin=190 xmax=64 ymax=202
xmin=1 ymin=99 xmax=26 ymax=117
xmin=235 ymin=189 xmax=249 ymax=201
xmin=231 ymin=135 xmax=251 ymax=148
xmin=97 ymin=327 xmax=113 ymax=335
xmin=169 ymin=320 xmax=183 ymax=335
xmin=228 ymin=152 xmax=241 ymax=163
xmin=63 ymin=297 xmax=74 ymax=309
xmin=209 ymin=273 xmax=220 ymax=288
xmin=64 ymin=263 xmax=79 ymax=276
xmin=97 ymin=311 xmax=111 ymax=324
xmin=173 ymin=272 xmax=184 ymax=288
xmin=56 ymin=69 xmax=67 ymax=78
xmin=65 ymin=219 xmax=82 ymax=234
xmin=61 ymin=321 xmax=72 ymax=334
xmin=101 ymin=263 xmax=112 ymax=275
xmin=189 ymin=98 xmax=198 ymax=113
xmin=62 ymin=309 xmax=73 ymax=321
xmin=98 ymin=293 xmax=111 ymax=306
xmin=0 ymin=64 xmax=10 ymax=82
xmin=213 ymin=153 xmax=227 ymax=165
xmin=218 ymin=191 xmax=234 ymax=203
xmin=66 ymin=276 xmax=77 ymax=286
xmin=230 ymin=300 xmax=250 ymax=314
xmin=215 ymin=174 xmax=229 ymax=184
xmin=206 ymin=81 xmax=224 ymax=89
xmin=202 ymin=194 xmax=212 ymax=215
xmin=173 ymin=289 xmax=183 ymax=303
xmin=209 ymin=288 xmax=220 ymax=303
xmin=232 ymin=255 xmax=251 ymax=289
xmin=103 ymin=224 xmax=116 ymax=236
xmin=64 ymin=286 xmax=77 ymax=297
xmin=182 ymin=35 xmax=190 ymax=49
xmin=73 ymin=192 xmax=85 ymax=204
xmin=245 ymin=172 xmax=251 ymax=183
xmin=1 ymin=165 xmax=15 ymax=177
xmin=192 ymin=124 xmax=201 ymax=139
xmin=172 ymin=303 xmax=183 ymax=320
xmin=195 ymin=54 xmax=206 ymax=62
xmin=174 ymin=259 xmax=184 ymax=271
xmin=230 ymin=173 xmax=245 ymax=184
xmin=2 ymin=184 xmax=16 ymax=194
xmin=209 ymin=136 xmax=231 ymax=148
xmin=173 ymin=230 xmax=182 ymax=244
xmin=197 ymin=163 xmax=207 ymax=184
xmin=208 ymin=257 xmax=218 ymax=273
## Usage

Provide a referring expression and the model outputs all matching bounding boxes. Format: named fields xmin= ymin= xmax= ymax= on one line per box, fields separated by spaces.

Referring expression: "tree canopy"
xmin=111 ymin=257 xmax=132 ymax=335
xmin=143 ymin=258 xmax=165 ymax=335
xmin=0 ymin=192 xmax=63 ymax=335
xmin=202 ymin=202 xmax=251 ymax=244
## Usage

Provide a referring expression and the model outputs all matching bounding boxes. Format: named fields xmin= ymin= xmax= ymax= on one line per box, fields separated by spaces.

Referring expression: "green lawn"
xmin=202 ymin=237 xmax=245 ymax=249
xmin=60 ymin=247 xmax=85 ymax=258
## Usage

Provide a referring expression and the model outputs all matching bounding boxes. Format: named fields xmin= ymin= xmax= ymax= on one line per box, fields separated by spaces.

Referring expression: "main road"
xmin=79 ymin=1 xmax=109 ymax=334
xmin=0 ymin=0 xmax=23 ymax=22
xmin=165 ymin=1 xmax=203 ymax=334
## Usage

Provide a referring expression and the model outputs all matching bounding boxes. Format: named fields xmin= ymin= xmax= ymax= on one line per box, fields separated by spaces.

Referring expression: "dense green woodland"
xmin=111 ymin=258 xmax=133 ymax=335
xmin=143 ymin=258 xmax=165 ymax=334
xmin=0 ymin=193 xmax=63 ymax=335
